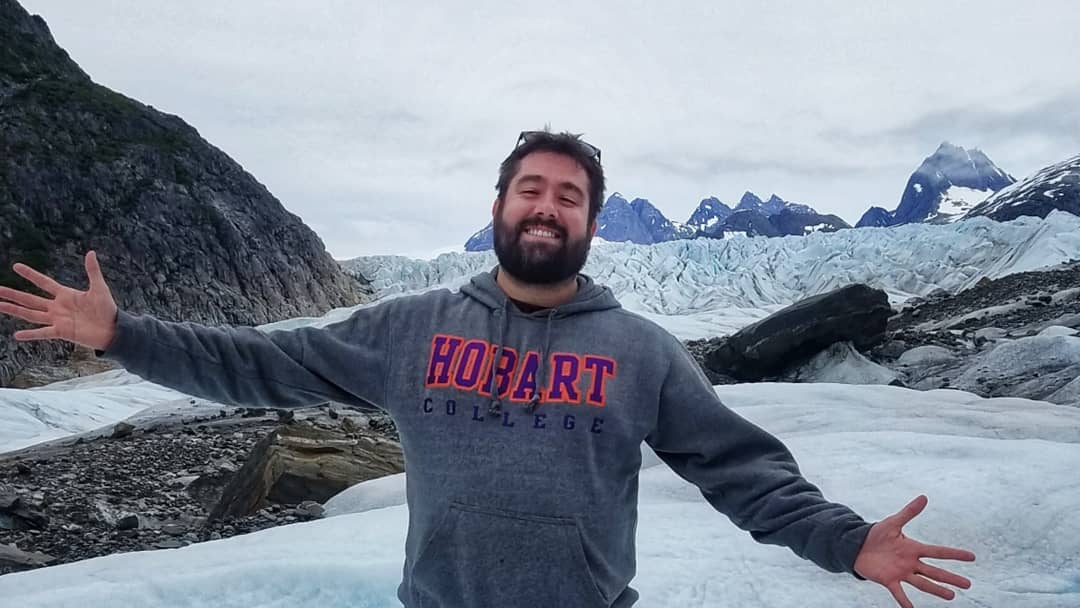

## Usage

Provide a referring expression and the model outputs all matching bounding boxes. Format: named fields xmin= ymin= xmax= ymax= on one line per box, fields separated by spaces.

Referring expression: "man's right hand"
xmin=0 ymin=250 xmax=119 ymax=352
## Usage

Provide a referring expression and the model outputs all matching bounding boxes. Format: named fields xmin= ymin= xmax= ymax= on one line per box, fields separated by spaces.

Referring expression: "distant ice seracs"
xmin=342 ymin=211 xmax=1080 ymax=328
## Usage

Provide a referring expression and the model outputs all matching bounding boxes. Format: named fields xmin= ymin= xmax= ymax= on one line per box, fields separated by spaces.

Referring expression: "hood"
xmin=459 ymin=266 xmax=621 ymax=317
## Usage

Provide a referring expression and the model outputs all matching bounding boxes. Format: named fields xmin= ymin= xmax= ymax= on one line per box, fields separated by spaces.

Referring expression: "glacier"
xmin=342 ymin=211 xmax=1080 ymax=340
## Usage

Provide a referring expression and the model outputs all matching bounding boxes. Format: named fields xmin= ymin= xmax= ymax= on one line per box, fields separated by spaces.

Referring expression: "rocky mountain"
xmin=768 ymin=208 xmax=851 ymax=237
xmin=594 ymin=193 xmax=655 ymax=244
xmin=699 ymin=192 xmax=849 ymax=239
xmin=629 ymin=197 xmax=695 ymax=243
xmin=464 ymin=189 xmax=844 ymax=250
xmin=463 ymin=223 xmax=493 ymax=252
xmin=856 ymin=206 xmax=892 ymax=228
xmin=685 ymin=196 xmax=734 ymax=234
xmin=856 ymin=142 xmax=1014 ymax=227
xmin=963 ymin=154 xmax=1080 ymax=222
xmin=0 ymin=0 xmax=373 ymax=387
xmin=707 ymin=208 xmax=781 ymax=238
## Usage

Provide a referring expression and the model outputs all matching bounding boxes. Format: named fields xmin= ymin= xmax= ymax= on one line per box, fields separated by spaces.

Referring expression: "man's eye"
xmin=522 ymin=190 xmax=538 ymax=195
xmin=562 ymin=197 xmax=578 ymax=204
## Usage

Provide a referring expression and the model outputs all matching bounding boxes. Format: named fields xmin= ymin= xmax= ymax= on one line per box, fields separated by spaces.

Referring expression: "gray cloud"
xmin=20 ymin=0 xmax=1080 ymax=257
xmin=825 ymin=92 xmax=1080 ymax=150
xmin=624 ymin=153 xmax=901 ymax=182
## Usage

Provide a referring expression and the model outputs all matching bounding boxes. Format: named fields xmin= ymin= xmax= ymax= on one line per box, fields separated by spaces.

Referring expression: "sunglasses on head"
xmin=515 ymin=130 xmax=602 ymax=164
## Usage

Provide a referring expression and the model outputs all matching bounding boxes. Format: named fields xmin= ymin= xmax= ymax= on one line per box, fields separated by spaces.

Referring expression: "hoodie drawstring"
xmin=486 ymin=300 xmax=510 ymax=417
xmin=486 ymin=304 xmax=557 ymax=417
xmin=524 ymin=309 xmax=556 ymax=414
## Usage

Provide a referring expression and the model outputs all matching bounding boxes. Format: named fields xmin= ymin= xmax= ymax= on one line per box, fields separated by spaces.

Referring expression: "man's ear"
xmin=590 ymin=218 xmax=598 ymax=238
xmin=491 ymin=197 xmax=500 ymax=219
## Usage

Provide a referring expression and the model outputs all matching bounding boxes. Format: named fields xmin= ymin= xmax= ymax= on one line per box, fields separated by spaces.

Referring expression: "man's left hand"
xmin=854 ymin=495 xmax=976 ymax=608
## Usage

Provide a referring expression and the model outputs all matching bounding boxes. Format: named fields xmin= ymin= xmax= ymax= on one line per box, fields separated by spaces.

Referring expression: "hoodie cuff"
xmin=94 ymin=309 xmax=139 ymax=362
xmin=836 ymin=520 xmax=875 ymax=580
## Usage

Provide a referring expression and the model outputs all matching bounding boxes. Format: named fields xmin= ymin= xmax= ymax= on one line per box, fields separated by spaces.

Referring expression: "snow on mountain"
xmin=686 ymin=196 xmax=734 ymax=234
xmin=964 ymin=154 xmax=1080 ymax=222
xmin=866 ymin=142 xmax=1015 ymax=227
xmin=935 ymin=185 xmax=995 ymax=221
xmin=345 ymin=211 xmax=1080 ymax=340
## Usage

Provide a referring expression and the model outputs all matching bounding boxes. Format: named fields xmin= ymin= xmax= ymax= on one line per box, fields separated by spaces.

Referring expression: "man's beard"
xmin=492 ymin=206 xmax=591 ymax=285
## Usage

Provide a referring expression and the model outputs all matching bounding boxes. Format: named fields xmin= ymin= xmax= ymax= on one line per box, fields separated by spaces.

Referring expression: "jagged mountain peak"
xmin=868 ymin=142 xmax=1015 ymax=226
xmin=736 ymin=191 xmax=765 ymax=210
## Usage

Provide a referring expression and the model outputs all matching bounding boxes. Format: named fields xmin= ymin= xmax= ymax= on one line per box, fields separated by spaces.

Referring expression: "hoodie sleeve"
xmin=644 ymin=337 xmax=873 ymax=578
xmin=95 ymin=300 xmax=397 ymax=412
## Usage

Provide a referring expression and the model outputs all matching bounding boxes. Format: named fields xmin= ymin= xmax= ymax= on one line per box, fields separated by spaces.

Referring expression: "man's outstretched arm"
xmin=645 ymin=336 xmax=974 ymax=607
xmin=1 ymin=251 xmax=395 ymax=412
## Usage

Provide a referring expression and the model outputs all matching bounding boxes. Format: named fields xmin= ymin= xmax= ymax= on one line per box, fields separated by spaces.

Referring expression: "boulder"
xmin=0 ymin=544 xmax=55 ymax=571
xmin=209 ymin=422 xmax=404 ymax=521
xmin=0 ymin=487 xmax=49 ymax=530
xmin=702 ymin=284 xmax=893 ymax=381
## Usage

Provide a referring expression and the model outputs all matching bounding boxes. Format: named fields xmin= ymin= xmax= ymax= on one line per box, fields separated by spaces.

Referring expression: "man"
xmin=0 ymin=129 xmax=974 ymax=607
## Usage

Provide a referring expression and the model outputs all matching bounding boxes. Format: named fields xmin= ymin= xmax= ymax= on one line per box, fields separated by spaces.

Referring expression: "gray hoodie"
xmin=98 ymin=266 xmax=873 ymax=607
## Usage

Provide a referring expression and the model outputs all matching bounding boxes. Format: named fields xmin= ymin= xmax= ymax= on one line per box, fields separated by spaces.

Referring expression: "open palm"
xmin=855 ymin=495 xmax=976 ymax=608
xmin=0 ymin=250 xmax=118 ymax=351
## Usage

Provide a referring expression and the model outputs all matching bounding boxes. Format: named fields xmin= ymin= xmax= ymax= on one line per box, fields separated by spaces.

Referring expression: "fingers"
xmin=892 ymin=495 xmax=928 ymax=528
xmin=0 ymin=302 xmax=50 ymax=325
xmin=906 ymin=573 xmax=956 ymax=601
xmin=918 ymin=562 xmax=972 ymax=590
xmin=886 ymin=582 xmax=914 ymax=608
xmin=14 ymin=326 xmax=58 ymax=341
xmin=12 ymin=263 xmax=64 ymax=297
xmin=85 ymin=250 xmax=107 ymax=289
xmin=0 ymin=285 xmax=52 ymax=311
xmin=920 ymin=543 xmax=976 ymax=562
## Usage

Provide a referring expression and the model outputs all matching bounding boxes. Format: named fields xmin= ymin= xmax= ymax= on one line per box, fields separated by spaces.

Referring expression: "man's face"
xmin=492 ymin=151 xmax=597 ymax=285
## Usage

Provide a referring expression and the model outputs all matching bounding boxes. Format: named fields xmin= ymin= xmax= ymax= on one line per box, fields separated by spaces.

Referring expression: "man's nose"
xmin=532 ymin=192 xmax=559 ymax=217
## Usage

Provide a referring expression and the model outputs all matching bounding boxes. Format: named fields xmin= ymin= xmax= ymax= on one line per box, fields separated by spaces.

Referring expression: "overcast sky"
xmin=21 ymin=0 xmax=1080 ymax=260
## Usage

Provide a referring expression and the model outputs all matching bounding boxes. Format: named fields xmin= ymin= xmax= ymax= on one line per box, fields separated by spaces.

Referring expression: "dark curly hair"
xmin=495 ymin=128 xmax=607 ymax=225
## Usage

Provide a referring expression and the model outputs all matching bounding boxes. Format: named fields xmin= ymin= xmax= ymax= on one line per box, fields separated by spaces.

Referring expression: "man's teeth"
xmin=526 ymin=228 xmax=559 ymax=238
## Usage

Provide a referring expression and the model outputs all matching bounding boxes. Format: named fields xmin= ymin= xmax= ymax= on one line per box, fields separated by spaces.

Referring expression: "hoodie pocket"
xmin=411 ymin=501 xmax=609 ymax=607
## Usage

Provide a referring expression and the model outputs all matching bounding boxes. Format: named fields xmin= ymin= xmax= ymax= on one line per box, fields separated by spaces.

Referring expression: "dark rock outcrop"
xmin=209 ymin=421 xmax=404 ymax=521
xmin=697 ymin=284 xmax=893 ymax=381
xmin=0 ymin=0 xmax=373 ymax=387
xmin=769 ymin=208 xmax=850 ymax=236
xmin=706 ymin=208 xmax=782 ymax=238
xmin=872 ymin=260 xmax=1080 ymax=400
